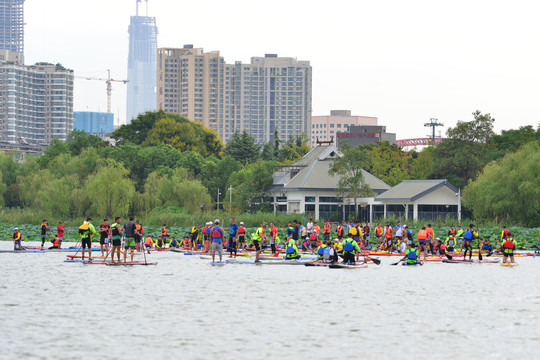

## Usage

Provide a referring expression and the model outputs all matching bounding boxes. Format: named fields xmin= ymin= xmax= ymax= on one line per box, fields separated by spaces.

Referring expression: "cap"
xmin=14 ymin=227 xmax=18 ymax=231
xmin=214 ymin=219 xmax=220 ymax=224
xmin=240 ymin=222 xmax=244 ymax=225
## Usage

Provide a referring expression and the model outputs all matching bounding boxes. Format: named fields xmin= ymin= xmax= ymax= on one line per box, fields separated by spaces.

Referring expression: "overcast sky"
xmin=25 ymin=0 xmax=540 ymax=140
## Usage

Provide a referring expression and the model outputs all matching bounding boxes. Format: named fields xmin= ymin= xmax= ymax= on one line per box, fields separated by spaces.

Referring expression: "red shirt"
xmin=57 ymin=225 xmax=65 ymax=237
xmin=270 ymin=226 xmax=278 ymax=238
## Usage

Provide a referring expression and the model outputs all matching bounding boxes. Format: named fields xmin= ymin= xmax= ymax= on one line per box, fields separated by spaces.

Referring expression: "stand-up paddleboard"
xmin=0 ymin=249 xmax=44 ymax=253
xmin=501 ymin=262 xmax=519 ymax=267
xmin=106 ymin=261 xmax=157 ymax=266
xmin=329 ymin=263 xmax=367 ymax=269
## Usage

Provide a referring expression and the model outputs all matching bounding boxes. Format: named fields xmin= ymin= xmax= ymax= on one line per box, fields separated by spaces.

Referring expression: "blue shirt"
xmin=229 ymin=223 xmax=239 ymax=237
xmin=212 ymin=226 xmax=223 ymax=242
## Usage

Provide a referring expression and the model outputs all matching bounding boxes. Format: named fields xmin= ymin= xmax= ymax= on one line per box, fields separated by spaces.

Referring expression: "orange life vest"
xmin=337 ymin=225 xmax=344 ymax=237
xmin=161 ymin=227 xmax=167 ymax=236
xmin=323 ymin=224 xmax=331 ymax=234
xmin=417 ymin=230 xmax=428 ymax=240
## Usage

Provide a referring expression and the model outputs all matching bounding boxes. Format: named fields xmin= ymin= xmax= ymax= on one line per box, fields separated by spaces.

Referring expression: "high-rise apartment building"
xmin=310 ymin=110 xmax=378 ymax=147
xmin=157 ymin=46 xmax=312 ymax=144
xmin=0 ymin=0 xmax=24 ymax=56
xmin=0 ymin=61 xmax=74 ymax=145
xmin=230 ymin=54 xmax=312 ymax=144
xmin=157 ymin=46 xmax=225 ymax=135
xmin=126 ymin=0 xmax=158 ymax=124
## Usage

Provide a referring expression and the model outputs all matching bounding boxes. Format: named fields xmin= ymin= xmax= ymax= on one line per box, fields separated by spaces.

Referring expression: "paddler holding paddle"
xmin=402 ymin=246 xmax=423 ymax=266
xmin=12 ymin=227 xmax=22 ymax=250
xmin=342 ymin=233 xmax=361 ymax=264
xmin=285 ymin=238 xmax=300 ymax=260
xmin=110 ymin=217 xmax=124 ymax=263
xmin=211 ymin=219 xmax=225 ymax=263
xmin=501 ymin=233 xmax=517 ymax=264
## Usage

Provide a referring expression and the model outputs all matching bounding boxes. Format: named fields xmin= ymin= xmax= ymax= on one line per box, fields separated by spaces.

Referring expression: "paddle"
xmin=390 ymin=259 xmax=403 ymax=266
xmin=478 ymin=239 xmax=483 ymax=261
xmin=273 ymin=246 xmax=282 ymax=257
xmin=142 ymin=237 xmax=148 ymax=265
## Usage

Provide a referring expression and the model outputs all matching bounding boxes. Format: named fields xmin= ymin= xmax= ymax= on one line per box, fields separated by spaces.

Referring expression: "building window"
xmin=319 ymin=196 xmax=340 ymax=203
xmin=330 ymin=124 xmax=334 ymax=128
xmin=305 ymin=196 xmax=316 ymax=203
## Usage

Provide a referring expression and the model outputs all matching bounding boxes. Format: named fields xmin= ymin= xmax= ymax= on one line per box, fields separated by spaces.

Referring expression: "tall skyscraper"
xmin=157 ymin=46 xmax=312 ymax=144
xmin=0 ymin=61 xmax=74 ymax=145
xmin=0 ymin=0 xmax=24 ymax=56
xmin=126 ymin=0 xmax=157 ymax=124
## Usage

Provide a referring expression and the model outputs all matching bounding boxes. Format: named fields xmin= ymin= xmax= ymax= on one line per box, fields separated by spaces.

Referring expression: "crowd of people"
xmin=11 ymin=217 xmax=528 ymax=264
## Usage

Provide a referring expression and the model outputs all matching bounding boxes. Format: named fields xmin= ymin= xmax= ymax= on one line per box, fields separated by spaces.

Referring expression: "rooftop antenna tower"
xmin=424 ymin=118 xmax=444 ymax=143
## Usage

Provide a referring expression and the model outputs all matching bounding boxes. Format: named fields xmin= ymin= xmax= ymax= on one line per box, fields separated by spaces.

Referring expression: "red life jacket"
xmin=503 ymin=239 xmax=514 ymax=249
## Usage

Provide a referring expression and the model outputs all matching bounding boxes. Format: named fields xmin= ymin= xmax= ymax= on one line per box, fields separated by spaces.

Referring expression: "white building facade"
xmin=268 ymin=145 xmax=462 ymax=223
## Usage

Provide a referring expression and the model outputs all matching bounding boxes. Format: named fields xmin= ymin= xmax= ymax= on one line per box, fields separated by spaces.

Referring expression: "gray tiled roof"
xmin=279 ymin=145 xmax=390 ymax=192
xmin=375 ymin=180 xmax=457 ymax=202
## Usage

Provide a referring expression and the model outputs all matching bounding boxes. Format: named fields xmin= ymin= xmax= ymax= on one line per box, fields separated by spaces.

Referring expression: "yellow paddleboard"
xmin=501 ymin=262 xmax=519 ymax=267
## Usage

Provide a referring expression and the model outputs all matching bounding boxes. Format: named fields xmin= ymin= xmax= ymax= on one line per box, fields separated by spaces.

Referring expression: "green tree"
xmin=328 ymin=146 xmax=373 ymax=216
xmin=67 ymin=130 xmax=107 ymax=156
xmin=430 ymin=110 xmax=495 ymax=188
xmin=83 ymin=160 xmax=135 ymax=218
xmin=489 ymin=125 xmax=540 ymax=161
xmin=464 ymin=142 xmax=540 ymax=227
xmin=113 ymin=110 xmax=165 ymax=145
xmin=225 ymin=130 xmax=261 ymax=163
xmin=279 ymin=133 xmax=310 ymax=163
xmin=227 ymin=160 xmax=276 ymax=212
xmin=363 ymin=142 xmax=415 ymax=186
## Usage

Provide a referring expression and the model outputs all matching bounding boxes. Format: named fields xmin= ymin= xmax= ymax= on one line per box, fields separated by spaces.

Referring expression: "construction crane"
xmin=75 ymin=70 xmax=128 ymax=113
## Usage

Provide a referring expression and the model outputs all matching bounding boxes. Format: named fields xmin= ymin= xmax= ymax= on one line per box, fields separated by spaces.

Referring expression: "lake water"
xmin=1 ymin=242 xmax=539 ymax=360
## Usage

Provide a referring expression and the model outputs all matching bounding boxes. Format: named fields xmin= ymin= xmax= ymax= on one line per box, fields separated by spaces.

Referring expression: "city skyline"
xmin=23 ymin=0 xmax=540 ymax=140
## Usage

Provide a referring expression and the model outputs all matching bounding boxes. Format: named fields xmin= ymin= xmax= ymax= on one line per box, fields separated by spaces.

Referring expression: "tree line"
xmin=0 ymin=110 xmax=537 ymax=226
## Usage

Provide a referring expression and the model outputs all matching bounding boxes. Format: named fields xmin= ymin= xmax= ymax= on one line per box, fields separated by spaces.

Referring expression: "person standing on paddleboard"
xmin=462 ymin=224 xmax=476 ymax=260
xmin=501 ymin=233 xmax=517 ymax=264
xmin=123 ymin=216 xmax=137 ymax=263
xmin=40 ymin=219 xmax=49 ymax=250
xmin=110 ymin=217 xmax=123 ymax=263
xmin=57 ymin=221 xmax=66 ymax=248
xmin=228 ymin=218 xmax=238 ymax=258
xmin=269 ymin=222 xmax=278 ymax=254
xmin=211 ymin=219 xmax=225 ymax=263
xmin=79 ymin=218 xmax=95 ymax=261
xmin=134 ymin=221 xmax=143 ymax=252
xmin=252 ymin=222 xmax=267 ymax=262
xmin=99 ymin=219 xmax=111 ymax=257
xmin=237 ymin=222 xmax=246 ymax=251
xmin=342 ymin=233 xmax=361 ymax=264
xmin=12 ymin=227 xmax=22 ymax=250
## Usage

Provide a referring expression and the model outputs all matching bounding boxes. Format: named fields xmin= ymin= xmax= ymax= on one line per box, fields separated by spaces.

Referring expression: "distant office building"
xmin=126 ymin=0 xmax=158 ymax=124
xmin=311 ymin=110 xmax=378 ymax=147
xmin=0 ymin=0 xmax=24 ymax=56
xmin=157 ymin=46 xmax=312 ymax=144
xmin=0 ymin=62 xmax=74 ymax=145
xmin=337 ymin=125 xmax=396 ymax=147
xmin=73 ymin=112 xmax=114 ymax=135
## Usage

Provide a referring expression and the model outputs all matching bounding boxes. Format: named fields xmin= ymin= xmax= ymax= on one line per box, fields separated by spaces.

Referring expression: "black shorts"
xmin=81 ymin=238 xmax=91 ymax=249
xmin=229 ymin=235 xmax=236 ymax=243
xmin=448 ymin=246 xmax=454 ymax=252
xmin=310 ymin=240 xmax=318 ymax=248
xmin=100 ymin=236 xmax=108 ymax=245
xmin=503 ymin=250 xmax=514 ymax=257
xmin=238 ymin=235 xmax=245 ymax=243
xmin=112 ymin=239 xmax=122 ymax=247
xmin=134 ymin=235 xmax=141 ymax=243
xmin=253 ymin=240 xmax=260 ymax=251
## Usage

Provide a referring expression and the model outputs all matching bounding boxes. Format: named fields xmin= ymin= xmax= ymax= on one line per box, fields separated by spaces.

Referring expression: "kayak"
xmin=501 ymin=262 xmax=519 ymax=267
xmin=106 ymin=261 xmax=157 ymax=266
xmin=329 ymin=263 xmax=367 ymax=269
